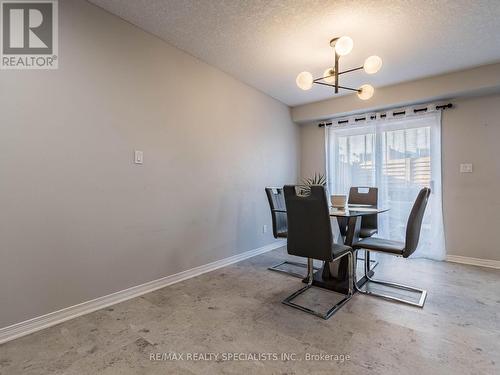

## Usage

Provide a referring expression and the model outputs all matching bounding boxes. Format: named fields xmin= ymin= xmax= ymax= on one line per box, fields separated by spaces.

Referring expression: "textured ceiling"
xmin=89 ymin=0 xmax=500 ymax=106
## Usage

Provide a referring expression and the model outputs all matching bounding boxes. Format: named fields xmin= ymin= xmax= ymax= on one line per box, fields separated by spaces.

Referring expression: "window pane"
xmin=334 ymin=133 xmax=375 ymax=194
xmin=326 ymin=112 xmax=445 ymax=260
xmin=380 ymin=127 xmax=431 ymax=241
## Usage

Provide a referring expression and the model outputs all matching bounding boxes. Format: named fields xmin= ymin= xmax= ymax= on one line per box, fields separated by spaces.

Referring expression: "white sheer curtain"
xmin=326 ymin=110 xmax=446 ymax=260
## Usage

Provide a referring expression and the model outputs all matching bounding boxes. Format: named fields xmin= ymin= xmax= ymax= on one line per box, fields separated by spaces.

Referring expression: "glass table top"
xmin=328 ymin=205 xmax=389 ymax=217
xmin=274 ymin=205 xmax=389 ymax=217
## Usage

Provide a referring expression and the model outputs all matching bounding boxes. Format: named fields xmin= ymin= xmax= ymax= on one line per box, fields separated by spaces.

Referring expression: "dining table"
xmin=275 ymin=204 xmax=389 ymax=294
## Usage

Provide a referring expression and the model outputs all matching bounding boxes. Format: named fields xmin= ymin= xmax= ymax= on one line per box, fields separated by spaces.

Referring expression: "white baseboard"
xmin=446 ymin=255 xmax=500 ymax=269
xmin=0 ymin=240 xmax=285 ymax=345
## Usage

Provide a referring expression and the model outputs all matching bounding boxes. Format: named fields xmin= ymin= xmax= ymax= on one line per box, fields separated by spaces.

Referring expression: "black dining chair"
xmin=352 ymin=187 xmax=431 ymax=307
xmin=282 ymin=185 xmax=354 ymax=319
xmin=348 ymin=186 xmax=378 ymax=238
xmin=348 ymin=186 xmax=379 ymax=270
xmin=265 ymin=187 xmax=320 ymax=278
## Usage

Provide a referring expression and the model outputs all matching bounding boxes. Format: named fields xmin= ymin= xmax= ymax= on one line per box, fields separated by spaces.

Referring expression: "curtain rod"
xmin=318 ymin=102 xmax=453 ymax=128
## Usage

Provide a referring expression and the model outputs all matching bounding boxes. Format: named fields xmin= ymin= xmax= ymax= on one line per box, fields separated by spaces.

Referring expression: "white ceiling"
xmin=89 ymin=0 xmax=500 ymax=106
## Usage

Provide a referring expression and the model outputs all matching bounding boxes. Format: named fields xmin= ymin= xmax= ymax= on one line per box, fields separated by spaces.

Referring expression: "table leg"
xmin=308 ymin=216 xmax=361 ymax=294
xmin=340 ymin=217 xmax=375 ymax=289
xmin=336 ymin=216 xmax=348 ymax=237
xmin=344 ymin=216 xmax=361 ymax=246
xmin=354 ymin=250 xmax=375 ymax=290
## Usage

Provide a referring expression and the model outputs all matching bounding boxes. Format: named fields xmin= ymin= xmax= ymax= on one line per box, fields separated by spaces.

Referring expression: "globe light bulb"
xmin=296 ymin=71 xmax=313 ymax=90
xmin=357 ymin=84 xmax=374 ymax=100
xmin=323 ymin=68 xmax=335 ymax=83
xmin=334 ymin=36 xmax=353 ymax=56
xmin=363 ymin=55 xmax=383 ymax=74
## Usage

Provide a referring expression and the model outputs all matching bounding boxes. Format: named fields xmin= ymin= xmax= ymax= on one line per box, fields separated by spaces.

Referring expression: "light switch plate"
xmin=460 ymin=163 xmax=472 ymax=173
xmin=134 ymin=150 xmax=144 ymax=164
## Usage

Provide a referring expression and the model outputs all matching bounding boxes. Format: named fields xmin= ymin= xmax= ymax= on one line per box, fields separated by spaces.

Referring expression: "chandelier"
xmin=296 ymin=36 xmax=382 ymax=100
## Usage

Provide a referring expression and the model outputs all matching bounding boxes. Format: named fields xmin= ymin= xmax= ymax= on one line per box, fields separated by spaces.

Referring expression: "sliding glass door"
xmin=326 ymin=111 xmax=445 ymax=260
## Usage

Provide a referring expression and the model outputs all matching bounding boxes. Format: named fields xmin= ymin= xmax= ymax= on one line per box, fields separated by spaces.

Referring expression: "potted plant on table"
xmin=298 ymin=173 xmax=326 ymax=195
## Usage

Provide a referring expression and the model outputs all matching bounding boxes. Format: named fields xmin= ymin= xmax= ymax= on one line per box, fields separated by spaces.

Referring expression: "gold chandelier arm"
xmin=313 ymin=81 xmax=335 ymax=86
xmin=337 ymin=85 xmax=361 ymax=92
xmin=338 ymin=66 xmax=364 ymax=75
xmin=313 ymin=81 xmax=361 ymax=93
xmin=313 ymin=76 xmax=333 ymax=83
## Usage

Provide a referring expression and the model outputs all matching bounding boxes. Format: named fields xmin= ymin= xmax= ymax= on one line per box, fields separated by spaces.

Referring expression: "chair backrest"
xmin=404 ymin=187 xmax=431 ymax=257
xmin=283 ymin=185 xmax=334 ymax=262
xmin=348 ymin=187 xmax=378 ymax=230
xmin=265 ymin=187 xmax=287 ymax=238
xmin=348 ymin=186 xmax=378 ymax=206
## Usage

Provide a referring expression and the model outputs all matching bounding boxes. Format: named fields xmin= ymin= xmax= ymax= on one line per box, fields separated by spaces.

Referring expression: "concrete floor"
xmin=0 ymin=247 xmax=499 ymax=374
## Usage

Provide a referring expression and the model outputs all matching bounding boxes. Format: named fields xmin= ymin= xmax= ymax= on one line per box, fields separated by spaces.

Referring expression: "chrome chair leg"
xmin=268 ymin=260 xmax=321 ymax=279
xmin=356 ymin=250 xmax=378 ymax=271
xmin=282 ymin=253 xmax=353 ymax=320
xmin=353 ymin=249 xmax=427 ymax=308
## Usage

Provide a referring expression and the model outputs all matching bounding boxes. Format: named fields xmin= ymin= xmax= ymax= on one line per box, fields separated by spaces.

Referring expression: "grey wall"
xmin=0 ymin=0 xmax=299 ymax=328
xmin=299 ymin=94 xmax=500 ymax=261
xmin=441 ymin=95 xmax=500 ymax=261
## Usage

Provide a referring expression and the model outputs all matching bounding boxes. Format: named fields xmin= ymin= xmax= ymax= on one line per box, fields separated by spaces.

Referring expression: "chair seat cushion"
xmin=359 ymin=228 xmax=377 ymax=238
xmin=332 ymin=243 xmax=352 ymax=259
xmin=353 ymin=237 xmax=405 ymax=255
xmin=277 ymin=231 xmax=287 ymax=238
